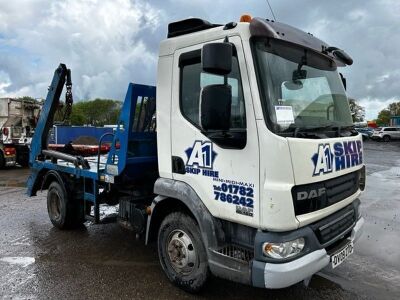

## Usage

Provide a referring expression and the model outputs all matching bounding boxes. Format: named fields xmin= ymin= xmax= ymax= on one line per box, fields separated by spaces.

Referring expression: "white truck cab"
xmin=153 ymin=16 xmax=364 ymax=290
xmin=28 ymin=16 xmax=365 ymax=293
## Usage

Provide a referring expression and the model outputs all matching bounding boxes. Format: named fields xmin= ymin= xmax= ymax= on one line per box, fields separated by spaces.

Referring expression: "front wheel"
xmin=158 ymin=212 xmax=209 ymax=293
xmin=383 ymin=135 xmax=391 ymax=142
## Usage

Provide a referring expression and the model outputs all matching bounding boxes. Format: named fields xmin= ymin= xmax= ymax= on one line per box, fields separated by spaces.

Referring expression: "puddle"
xmin=0 ymin=256 xmax=35 ymax=267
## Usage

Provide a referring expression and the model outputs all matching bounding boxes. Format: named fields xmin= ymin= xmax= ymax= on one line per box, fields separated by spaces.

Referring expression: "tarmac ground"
xmin=0 ymin=140 xmax=399 ymax=299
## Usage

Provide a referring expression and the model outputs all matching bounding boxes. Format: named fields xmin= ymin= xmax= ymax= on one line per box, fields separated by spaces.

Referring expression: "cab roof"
xmin=163 ymin=17 xmax=350 ymax=66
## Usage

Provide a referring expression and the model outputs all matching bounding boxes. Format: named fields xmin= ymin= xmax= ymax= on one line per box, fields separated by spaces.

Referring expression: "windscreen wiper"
xmin=306 ymin=124 xmax=356 ymax=137
xmin=281 ymin=126 xmax=325 ymax=138
xmin=283 ymin=124 xmax=345 ymax=138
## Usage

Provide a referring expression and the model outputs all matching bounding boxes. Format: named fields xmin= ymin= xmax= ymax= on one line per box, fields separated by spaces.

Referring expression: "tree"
xmin=17 ymin=96 xmax=37 ymax=102
xmin=375 ymin=101 xmax=400 ymax=126
xmin=388 ymin=102 xmax=400 ymax=116
xmin=54 ymin=99 xmax=121 ymax=126
xmin=69 ymin=99 xmax=121 ymax=126
xmin=376 ymin=109 xmax=391 ymax=126
xmin=348 ymin=98 xmax=365 ymax=122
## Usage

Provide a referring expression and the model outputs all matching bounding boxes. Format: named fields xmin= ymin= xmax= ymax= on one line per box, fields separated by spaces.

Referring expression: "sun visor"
xmin=250 ymin=17 xmax=346 ymax=67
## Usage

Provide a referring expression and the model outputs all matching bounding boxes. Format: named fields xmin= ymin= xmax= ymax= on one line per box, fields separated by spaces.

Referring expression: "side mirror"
xmin=200 ymin=84 xmax=232 ymax=131
xmin=326 ymin=47 xmax=353 ymax=66
xmin=332 ymin=49 xmax=353 ymax=66
xmin=202 ymin=43 xmax=232 ymax=75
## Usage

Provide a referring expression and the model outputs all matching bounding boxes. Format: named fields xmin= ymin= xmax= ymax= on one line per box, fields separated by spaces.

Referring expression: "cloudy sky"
xmin=0 ymin=0 xmax=398 ymax=119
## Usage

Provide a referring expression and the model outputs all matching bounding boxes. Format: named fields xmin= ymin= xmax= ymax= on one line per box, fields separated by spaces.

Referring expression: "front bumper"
xmin=251 ymin=216 xmax=364 ymax=289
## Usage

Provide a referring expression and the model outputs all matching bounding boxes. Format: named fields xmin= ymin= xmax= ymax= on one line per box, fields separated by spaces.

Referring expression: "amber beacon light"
xmin=239 ymin=14 xmax=252 ymax=23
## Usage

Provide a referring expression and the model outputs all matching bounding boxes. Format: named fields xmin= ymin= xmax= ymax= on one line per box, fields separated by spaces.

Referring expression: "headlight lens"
xmin=262 ymin=238 xmax=305 ymax=259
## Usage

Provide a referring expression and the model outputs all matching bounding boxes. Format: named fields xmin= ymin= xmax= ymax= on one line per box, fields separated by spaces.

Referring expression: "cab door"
xmin=170 ymin=36 xmax=260 ymax=227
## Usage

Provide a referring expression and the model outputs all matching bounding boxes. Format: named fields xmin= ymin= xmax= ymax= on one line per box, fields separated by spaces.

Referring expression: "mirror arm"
xmin=339 ymin=73 xmax=347 ymax=90
xmin=223 ymin=36 xmax=230 ymax=86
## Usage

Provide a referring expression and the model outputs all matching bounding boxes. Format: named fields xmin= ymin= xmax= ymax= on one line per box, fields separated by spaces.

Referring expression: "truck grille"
xmin=292 ymin=170 xmax=360 ymax=215
xmin=217 ymin=245 xmax=254 ymax=263
xmin=311 ymin=205 xmax=356 ymax=247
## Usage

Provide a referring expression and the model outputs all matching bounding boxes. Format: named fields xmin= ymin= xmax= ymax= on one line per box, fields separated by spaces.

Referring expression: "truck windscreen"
xmin=253 ymin=38 xmax=354 ymax=137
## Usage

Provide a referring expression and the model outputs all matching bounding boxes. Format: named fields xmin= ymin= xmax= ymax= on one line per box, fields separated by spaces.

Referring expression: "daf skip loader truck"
xmin=27 ymin=15 xmax=365 ymax=292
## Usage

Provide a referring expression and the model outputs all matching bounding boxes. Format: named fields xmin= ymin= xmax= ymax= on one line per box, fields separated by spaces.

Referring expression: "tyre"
xmin=16 ymin=146 xmax=30 ymax=167
xmin=383 ymin=135 xmax=390 ymax=142
xmin=0 ymin=152 xmax=4 ymax=169
xmin=17 ymin=154 xmax=29 ymax=167
xmin=158 ymin=212 xmax=209 ymax=293
xmin=47 ymin=181 xmax=84 ymax=229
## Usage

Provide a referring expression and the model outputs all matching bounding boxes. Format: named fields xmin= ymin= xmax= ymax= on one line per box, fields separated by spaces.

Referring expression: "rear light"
xmin=4 ymin=147 xmax=16 ymax=156
xmin=2 ymin=127 xmax=9 ymax=136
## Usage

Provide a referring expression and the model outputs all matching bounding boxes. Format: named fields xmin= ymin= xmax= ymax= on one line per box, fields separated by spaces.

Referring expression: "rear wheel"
xmin=383 ymin=135 xmax=390 ymax=142
xmin=158 ymin=212 xmax=209 ymax=293
xmin=17 ymin=154 xmax=29 ymax=167
xmin=47 ymin=181 xmax=84 ymax=229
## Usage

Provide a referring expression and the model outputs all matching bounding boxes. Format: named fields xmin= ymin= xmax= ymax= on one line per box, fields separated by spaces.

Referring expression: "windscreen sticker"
xmin=275 ymin=105 xmax=294 ymax=125
xmin=213 ymin=178 xmax=255 ymax=217
xmin=312 ymin=140 xmax=363 ymax=176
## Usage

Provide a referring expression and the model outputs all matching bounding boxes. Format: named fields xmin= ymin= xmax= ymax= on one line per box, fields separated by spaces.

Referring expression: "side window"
xmin=132 ymin=96 xmax=156 ymax=132
xmin=180 ymin=51 xmax=246 ymax=130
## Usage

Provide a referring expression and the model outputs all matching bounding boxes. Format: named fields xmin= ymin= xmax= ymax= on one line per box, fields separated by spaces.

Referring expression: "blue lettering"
xmin=351 ymin=153 xmax=359 ymax=166
xmin=356 ymin=141 xmax=362 ymax=153
xmin=346 ymin=154 xmax=351 ymax=168
xmin=343 ymin=141 xmax=354 ymax=155
xmin=314 ymin=140 xmax=364 ymax=175
xmin=334 ymin=142 xmax=344 ymax=156
xmin=186 ymin=167 xmax=200 ymax=174
xmin=202 ymin=169 xmax=219 ymax=178
xmin=335 ymin=155 xmax=346 ymax=171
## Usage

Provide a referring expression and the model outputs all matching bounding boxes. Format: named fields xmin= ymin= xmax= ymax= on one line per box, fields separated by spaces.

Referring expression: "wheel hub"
xmin=166 ymin=230 xmax=196 ymax=275
xmin=49 ymin=191 xmax=62 ymax=221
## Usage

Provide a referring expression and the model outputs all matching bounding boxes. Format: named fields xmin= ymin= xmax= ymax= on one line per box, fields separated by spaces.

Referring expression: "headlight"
xmin=262 ymin=238 xmax=305 ymax=259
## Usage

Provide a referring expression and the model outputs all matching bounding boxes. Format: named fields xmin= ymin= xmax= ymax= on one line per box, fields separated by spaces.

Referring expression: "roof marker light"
xmin=240 ymin=14 xmax=252 ymax=23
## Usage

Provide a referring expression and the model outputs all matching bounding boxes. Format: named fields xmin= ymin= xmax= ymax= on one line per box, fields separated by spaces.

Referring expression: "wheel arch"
xmin=27 ymin=168 xmax=49 ymax=196
xmin=42 ymin=170 xmax=66 ymax=191
xmin=146 ymin=178 xmax=225 ymax=250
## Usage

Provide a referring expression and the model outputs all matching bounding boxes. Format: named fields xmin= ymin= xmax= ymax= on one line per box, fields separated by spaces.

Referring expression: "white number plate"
xmin=331 ymin=240 xmax=354 ymax=269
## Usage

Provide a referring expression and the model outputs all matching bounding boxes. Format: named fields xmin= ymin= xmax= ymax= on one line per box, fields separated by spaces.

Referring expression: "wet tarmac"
xmin=0 ymin=140 xmax=399 ymax=299
xmin=0 ymin=167 xmax=30 ymax=188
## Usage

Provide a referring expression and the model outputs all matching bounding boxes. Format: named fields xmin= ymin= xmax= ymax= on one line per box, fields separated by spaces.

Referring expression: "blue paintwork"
xmin=28 ymin=79 xmax=158 ymax=203
xmin=105 ymin=83 xmax=157 ymax=179
xmin=390 ymin=116 xmax=400 ymax=126
xmin=48 ymin=126 xmax=114 ymax=144
xmin=29 ymin=65 xmax=67 ymax=165
xmin=27 ymin=64 xmax=68 ymax=196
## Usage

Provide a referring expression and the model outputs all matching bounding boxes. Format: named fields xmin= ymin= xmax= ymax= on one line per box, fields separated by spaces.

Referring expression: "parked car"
xmin=371 ymin=127 xmax=400 ymax=142
xmin=355 ymin=127 xmax=373 ymax=140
